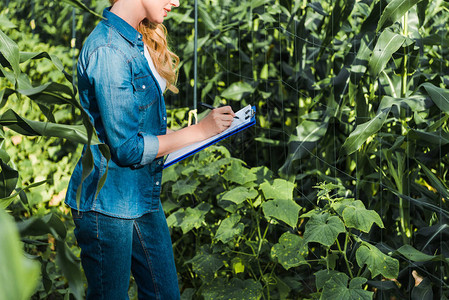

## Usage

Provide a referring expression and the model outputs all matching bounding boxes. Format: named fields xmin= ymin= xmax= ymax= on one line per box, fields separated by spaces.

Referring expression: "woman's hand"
xmin=196 ymin=106 xmax=235 ymax=139
xmin=156 ymin=106 xmax=235 ymax=158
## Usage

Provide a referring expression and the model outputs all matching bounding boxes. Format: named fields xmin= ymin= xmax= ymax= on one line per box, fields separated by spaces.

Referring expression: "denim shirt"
xmin=65 ymin=8 xmax=167 ymax=219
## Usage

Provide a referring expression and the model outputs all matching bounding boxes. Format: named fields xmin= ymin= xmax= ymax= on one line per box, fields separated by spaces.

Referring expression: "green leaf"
xmin=214 ymin=214 xmax=245 ymax=243
xmin=0 ymin=208 xmax=40 ymax=300
xmin=0 ymin=15 xmax=17 ymax=29
xmin=369 ymin=29 xmax=406 ymax=78
xmin=186 ymin=246 xmax=224 ymax=280
xmin=303 ymin=213 xmax=345 ymax=247
xmin=0 ymin=89 xmax=5 ymax=106
xmin=231 ymin=257 xmax=245 ymax=274
xmin=417 ymin=160 xmax=449 ymax=201
xmin=342 ymin=204 xmax=384 ymax=232
xmin=378 ymin=95 xmax=430 ymax=112
xmin=55 ymin=240 xmax=84 ymax=300
xmin=251 ymin=0 xmax=266 ymax=9
xmin=377 ymin=0 xmax=423 ymax=31
xmin=0 ymin=29 xmax=20 ymax=78
xmin=271 ymin=232 xmax=308 ymax=270
xmin=202 ymin=278 xmax=263 ymax=300
xmin=222 ymin=160 xmax=256 ymax=185
xmin=167 ymin=203 xmax=211 ymax=234
xmin=259 ymin=64 xmax=269 ymax=79
xmin=221 ymin=187 xmax=258 ymax=205
xmin=164 ymin=10 xmax=194 ymax=24
xmin=349 ymin=33 xmax=374 ymax=76
xmin=61 ymin=0 xmax=103 ymax=18
xmin=199 ymin=7 xmax=217 ymax=31
xmin=320 ymin=273 xmax=373 ymax=300
xmin=185 ymin=35 xmax=210 ymax=56
xmin=332 ymin=199 xmax=384 ymax=232
xmin=0 ymin=180 xmax=48 ymax=210
xmin=281 ymin=119 xmax=329 ymax=174
xmin=396 ymin=245 xmax=436 ymax=262
xmin=220 ymin=81 xmax=255 ymax=101
xmin=262 ymin=198 xmax=302 ymax=228
xmin=308 ymin=2 xmax=328 ymax=16
xmin=17 ymin=82 xmax=73 ymax=102
xmin=171 ymin=177 xmax=200 ymax=196
xmin=0 ymin=109 xmax=102 ymax=145
xmin=162 ymin=165 xmax=180 ymax=184
xmin=252 ymin=166 xmax=273 ymax=184
xmin=318 ymin=0 xmax=355 ymax=59
xmin=422 ymin=83 xmax=449 ymax=114
xmin=408 ymin=130 xmax=449 ymax=146
xmin=356 ymin=243 xmax=399 ymax=279
xmin=315 ymin=270 xmax=340 ymax=291
xmin=18 ymin=51 xmax=74 ymax=84
xmin=17 ymin=213 xmax=67 ymax=239
xmin=416 ymin=0 xmax=429 ymax=28
xmin=0 ymin=160 xmax=18 ymax=199
xmin=341 ymin=108 xmax=390 ymax=155
xmin=260 ymin=179 xmax=295 ymax=201
xmin=0 ymin=64 xmax=16 ymax=85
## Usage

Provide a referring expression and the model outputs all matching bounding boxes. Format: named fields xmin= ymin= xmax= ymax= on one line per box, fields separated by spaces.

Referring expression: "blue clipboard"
xmin=164 ymin=105 xmax=256 ymax=169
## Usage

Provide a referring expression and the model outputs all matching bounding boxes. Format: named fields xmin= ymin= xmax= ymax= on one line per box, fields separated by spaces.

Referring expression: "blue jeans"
xmin=72 ymin=203 xmax=180 ymax=300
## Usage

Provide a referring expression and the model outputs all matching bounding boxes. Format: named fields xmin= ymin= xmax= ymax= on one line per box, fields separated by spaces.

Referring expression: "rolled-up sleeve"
xmin=83 ymin=46 xmax=159 ymax=167
xmin=139 ymin=133 xmax=159 ymax=165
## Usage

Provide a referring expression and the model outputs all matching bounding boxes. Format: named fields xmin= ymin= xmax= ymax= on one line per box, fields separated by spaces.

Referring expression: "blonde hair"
xmin=138 ymin=20 xmax=179 ymax=93
xmin=109 ymin=1 xmax=179 ymax=93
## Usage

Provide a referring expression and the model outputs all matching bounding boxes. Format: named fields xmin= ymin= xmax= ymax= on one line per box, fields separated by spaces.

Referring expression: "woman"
xmin=65 ymin=0 xmax=235 ymax=299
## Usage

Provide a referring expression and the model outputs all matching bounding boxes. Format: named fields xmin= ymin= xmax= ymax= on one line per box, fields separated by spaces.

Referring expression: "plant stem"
xmin=230 ymin=250 xmax=256 ymax=257
xmin=336 ymin=233 xmax=353 ymax=278
xmin=257 ymin=260 xmax=268 ymax=300
xmin=399 ymin=12 xmax=411 ymax=244
xmin=257 ymin=223 xmax=270 ymax=257
xmin=401 ymin=12 xmax=408 ymax=98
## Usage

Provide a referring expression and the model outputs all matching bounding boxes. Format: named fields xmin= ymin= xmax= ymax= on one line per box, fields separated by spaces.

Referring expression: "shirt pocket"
xmin=132 ymin=75 xmax=157 ymax=111
xmin=132 ymin=75 xmax=161 ymax=134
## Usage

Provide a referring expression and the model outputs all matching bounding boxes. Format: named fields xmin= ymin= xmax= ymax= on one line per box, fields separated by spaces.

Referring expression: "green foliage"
xmin=0 ymin=207 xmax=40 ymax=300
xmin=319 ymin=273 xmax=373 ymax=300
xmin=2 ymin=0 xmax=449 ymax=298
xmin=162 ymin=149 xmax=398 ymax=299
xmin=270 ymin=232 xmax=308 ymax=270
xmin=0 ymin=0 xmax=106 ymax=298
xmin=356 ymin=243 xmax=399 ymax=279
xmin=303 ymin=212 xmax=346 ymax=247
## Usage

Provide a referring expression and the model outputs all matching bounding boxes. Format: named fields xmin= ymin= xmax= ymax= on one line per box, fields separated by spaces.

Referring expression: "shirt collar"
xmin=102 ymin=7 xmax=143 ymax=45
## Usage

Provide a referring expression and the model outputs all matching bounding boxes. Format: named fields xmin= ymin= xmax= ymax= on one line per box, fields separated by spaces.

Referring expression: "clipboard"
xmin=164 ymin=105 xmax=256 ymax=169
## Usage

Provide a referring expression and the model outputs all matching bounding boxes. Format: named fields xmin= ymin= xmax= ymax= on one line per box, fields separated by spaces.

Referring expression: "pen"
xmin=199 ymin=102 xmax=215 ymax=110
xmin=199 ymin=102 xmax=239 ymax=119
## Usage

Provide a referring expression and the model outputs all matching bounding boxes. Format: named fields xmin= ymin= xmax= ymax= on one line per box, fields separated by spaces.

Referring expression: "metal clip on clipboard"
xmin=245 ymin=108 xmax=256 ymax=120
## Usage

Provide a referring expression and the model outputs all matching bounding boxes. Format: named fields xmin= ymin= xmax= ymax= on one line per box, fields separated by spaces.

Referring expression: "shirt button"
xmin=155 ymin=181 xmax=160 ymax=186
xmin=142 ymin=85 xmax=146 ymax=89
xmin=158 ymin=161 xmax=162 ymax=165
xmin=141 ymin=51 xmax=144 ymax=55
xmin=163 ymin=117 xmax=166 ymax=120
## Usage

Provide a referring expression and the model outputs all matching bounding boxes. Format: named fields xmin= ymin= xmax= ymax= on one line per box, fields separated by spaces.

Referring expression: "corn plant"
xmin=0 ymin=1 xmax=107 ymax=298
